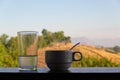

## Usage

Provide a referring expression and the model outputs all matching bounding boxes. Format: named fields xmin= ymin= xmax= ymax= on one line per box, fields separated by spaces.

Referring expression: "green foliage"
xmin=38 ymin=36 xmax=47 ymax=48
xmin=106 ymin=45 xmax=120 ymax=54
xmin=71 ymin=56 xmax=120 ymax=67
xmin=0 ymin=34 xmax=8 ymax=46
xmin=0 ymin=43 xmax=7 ymax=54
xmin=1 ymin=29 xmax=119 ymax=67
xmin=112 ymin=46 xmax=120 ymax=53
xmin=38 ymin=28 xmax=71 ymax=48
xmin=54 ymin=31 xmax=65 ymax=42
xmin=64 ymin=36 xmax=71 ymax=44
xmin=0 ymin=54 xmax=18 ymax=67
xmin=0 ymin=29 xmax=71 ymax=67
xmin=0 ymin=36 xmax=18 ymax=67
xmin=7 ymin=37 xmax=18 ymax=60
xmin=42 ymin=28 xmax=48 ymax=36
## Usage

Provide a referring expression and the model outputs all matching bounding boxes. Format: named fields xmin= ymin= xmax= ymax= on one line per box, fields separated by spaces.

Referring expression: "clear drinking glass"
xmin=17 ymin=31 xmax=38 ymax=71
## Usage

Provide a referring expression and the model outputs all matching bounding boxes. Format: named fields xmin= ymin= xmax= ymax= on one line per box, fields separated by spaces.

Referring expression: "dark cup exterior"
xmin=45 ymin=50 xmax=82 ymax=71
xmin=45 ymin=50 xmax=72 ymax=71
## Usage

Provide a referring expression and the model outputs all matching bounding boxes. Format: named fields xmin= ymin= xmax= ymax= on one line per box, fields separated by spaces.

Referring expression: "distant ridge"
xmin=71 ymin=37 xmax=120 ymax=47
xmin=71 ymin=37 xmax=95 ymax=45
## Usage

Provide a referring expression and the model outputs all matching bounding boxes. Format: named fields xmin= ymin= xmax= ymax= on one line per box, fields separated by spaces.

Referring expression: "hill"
xmin=38 ymin=43 xmax=120 ymax=67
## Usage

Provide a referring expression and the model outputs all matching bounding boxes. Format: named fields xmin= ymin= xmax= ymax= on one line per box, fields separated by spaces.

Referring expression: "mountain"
xmin=71 ymin=37 xmax=95 ymax=45
xmin=71 ymin=37 xmax=120 ymax=47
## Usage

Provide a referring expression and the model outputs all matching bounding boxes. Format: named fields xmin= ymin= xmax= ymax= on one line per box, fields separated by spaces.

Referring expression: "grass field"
xmin=38 ymin=43 xmax=120 ymax=67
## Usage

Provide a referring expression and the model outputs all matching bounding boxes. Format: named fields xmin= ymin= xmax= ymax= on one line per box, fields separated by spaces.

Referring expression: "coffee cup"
xmin=45 ymin=50 xmax=82 ymax=71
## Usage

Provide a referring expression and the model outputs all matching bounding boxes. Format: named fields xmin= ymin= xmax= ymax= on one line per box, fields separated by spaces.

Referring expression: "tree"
xmin=113 ymin=46 xmax=120 ymax=52
xmin=0 ymin=34 xmax=8 ymax=47
xmin=42 ymin=28 xmax=48 ymax=36
xmin=0 ymin=34 xmax=18 ymax=67
xmin=64 ymin=36 xmax=71 ymax=44
xmin=0 ymin=34 xmax=8 ymax=54
xmin=38 ymin=36 xmax=47 ymax=48
xmin=0 ymin=43 xmax=7 ymax=54
xmin=53 ymin=31 xmax=65 ymax=42
xmin=40 ymin=28 xmax=71 ymax=47
xmin=7 ymin=37 xmax=18 ymax=60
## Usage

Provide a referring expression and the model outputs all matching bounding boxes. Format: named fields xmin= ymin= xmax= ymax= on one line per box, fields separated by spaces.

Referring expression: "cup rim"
xmin=17 ymin=31 xmax=38 ymax=34
xmin=45 ymin=50 xmax=70 ymax=52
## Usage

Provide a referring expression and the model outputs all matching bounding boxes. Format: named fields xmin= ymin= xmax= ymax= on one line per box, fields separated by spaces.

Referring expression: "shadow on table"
xmin=47 ymin=70 xmax=72 ymax=73
xmin=19 ymin=70 xmax=38 ymax=73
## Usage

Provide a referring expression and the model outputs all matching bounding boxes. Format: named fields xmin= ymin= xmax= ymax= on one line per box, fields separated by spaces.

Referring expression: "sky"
xmin=0 ymin=0 xmax=120 ymax=39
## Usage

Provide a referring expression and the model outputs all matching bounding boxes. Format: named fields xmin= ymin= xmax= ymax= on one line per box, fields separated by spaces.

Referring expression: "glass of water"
xmin=17 ymin=31 xmax=38 ymax=71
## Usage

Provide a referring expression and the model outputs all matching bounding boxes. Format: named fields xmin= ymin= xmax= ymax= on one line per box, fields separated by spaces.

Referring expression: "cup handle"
xmin=72 ymin=51 xmax=82 ymax=61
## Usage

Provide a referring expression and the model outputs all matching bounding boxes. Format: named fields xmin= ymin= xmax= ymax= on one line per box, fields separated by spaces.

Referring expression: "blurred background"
xmin=0 ymin=0 xmax=120 ymax=67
